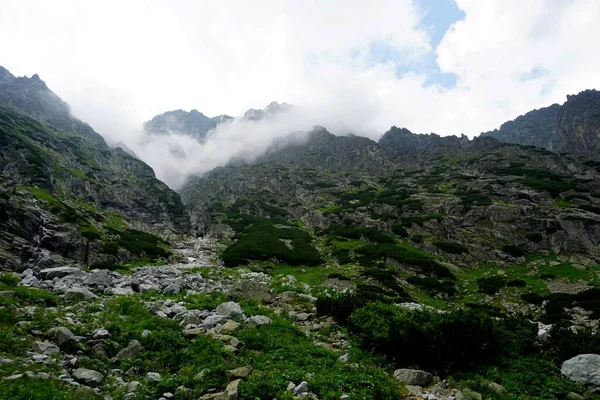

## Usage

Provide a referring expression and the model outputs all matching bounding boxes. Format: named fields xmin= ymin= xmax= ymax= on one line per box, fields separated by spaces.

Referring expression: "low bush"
xmin=477 ymin=276 xmax=507 ymax=295
xmin=407 ymin=276 xmax=457 ymax=295
xmin=525 ymin=232 xmax=543 ymax=242
xmin=391 ymin=224 xmax=408 ymax=238
xmin=433 ymin=242 xmax=469 ymax=254
xmin=327 ymin=225 xmax=395 ymax=244
xmin=347 ymin=303 xmax=537 ymax=374
xmin=501 ymin=244 xmax=525 ymax=257
xmin=507 ymin=278 xmax=527 ymax=287
xmin=543 ymin=325 xmax=600 ymax=362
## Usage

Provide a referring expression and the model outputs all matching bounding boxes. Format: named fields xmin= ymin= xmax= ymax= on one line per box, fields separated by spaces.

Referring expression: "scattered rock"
xmin=146 ymin=372 xmax=162 ymax=384
xmin=337 ymin=353 xmax=350 ymax=363
xmin=216 ymin=302 xmax=245 ymax=319
xmin=182 ymin=328 xmax=205 ymax=338
xmin=562 ymin=354 xmax=600 ymax=390
xmin=393 ymin=368 xmax=433 ymax=386
xmin=293 ymin=381 xmax=309 ymax=395
xmin=40 ymin=266 xmax=81 ymax=279
xmin=227 ymin=281 xmax=272 ymax=302
xmin=567 ymin=392 xmax=585 ymax=400
xmin=65 ymin=286 xmax=97 ymax=301
xmin=488 ymin=382 xmax=505 ymax=393
xmin=73 ymin=368 xmax=104 ymax=387
xmin=456 ymin=389 xmax=482 ymax=400
xmin=227 ymin=366 xmax=252 ymax=378
xmin=92 ymin=328 xmax=111 ymax=340
xmin=50 ymin=326 xmax=78 ymax=353
xmin=116 ymin=340 xmax=144 ymax=360
xmin=32 ymin=340 xmax=60 ymax=355
xmin=248 ymin=315 xmax=272 ymax=327
xmin=84 ymin=269 xmax=113 ymax=287
xmin=220 ymin=320 xmax=241 ymax=333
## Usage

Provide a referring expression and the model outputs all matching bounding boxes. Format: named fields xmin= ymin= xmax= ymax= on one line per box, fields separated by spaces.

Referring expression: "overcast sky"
xmin=1 ymin=0 xmax=600 ymax=186
xmin=2 ymin=0 xmax=599 ymax=138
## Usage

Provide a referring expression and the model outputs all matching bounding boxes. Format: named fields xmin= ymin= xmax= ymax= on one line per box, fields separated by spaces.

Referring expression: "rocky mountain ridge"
xmin=0 ymin=66 xmax=190 ymax=273
xmin=481 ymin=89 xmax=600 ymax=160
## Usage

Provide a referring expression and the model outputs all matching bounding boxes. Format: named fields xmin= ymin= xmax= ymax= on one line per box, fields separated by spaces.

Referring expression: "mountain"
xmin=0 ymin=66 xmax=190 ymax=272
xmin=144 ymin=101 xmax=292 ymax=141
xmin=143 ymin=109 xmax=232 ymax=141
xmin=481 ymin=89 xmax=600 ymax=159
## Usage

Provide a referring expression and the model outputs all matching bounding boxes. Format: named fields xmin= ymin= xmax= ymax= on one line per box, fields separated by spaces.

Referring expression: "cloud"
xmin=1 ymin=0 xmax=599 ymax=188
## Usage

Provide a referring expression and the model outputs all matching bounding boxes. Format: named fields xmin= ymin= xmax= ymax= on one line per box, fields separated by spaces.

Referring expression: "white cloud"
xmin=1 ymin=0 xmax=599 ymax=187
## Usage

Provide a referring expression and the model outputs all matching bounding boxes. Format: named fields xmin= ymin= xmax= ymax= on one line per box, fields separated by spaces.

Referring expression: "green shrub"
xmin=391 ymin=224 xmax=408 ymax=238
xmin=477 ymin=276 xmax=507 ymax=295
xmin=327 ymin=225 xmax=395 ymax=244
xmin=543 ymin=325 xmax=600 ymax=362
xmin=222 ymin=219 xmax=322 ymax=267
xmin=79 ymin=220 xmax=102 ymax=241
xmin=501 ymin=244 xmax=525 ymax=257
xmin=0 ymin=272 xmax=19 ymax=286
xmin=347 ymin=303 xmax=536 ymax=374
xmin=507 ymin=278 xmax=527 ymax=287
xmin=433 ymin=242 xmax=469 ymax=254
xmin=327 ymin=272 xmax=350 ymax=281
xmin=0 ymin=377 xmax=74 ymax=400
xmin=407 ymin=276 xmax=457 ymax=295
xmin=525 ymin=232 xmax=543 ymax=242
xmin=400 ymin=214 xmax=443 ymax=227
xmin=332 ymin=248 xmax=352 ymax=264
xmin=103 ymin=229 xmax=170 ymax=260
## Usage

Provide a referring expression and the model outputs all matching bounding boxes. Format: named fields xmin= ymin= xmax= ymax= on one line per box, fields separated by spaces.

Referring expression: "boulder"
xmin=393 ymin=368 xmax=433 ymax=386
xmin=50 ymin=326 xmax=78 ymax=353
xmin=293 ymin=381 xmax=309 ymax=395
xmin=146 ymin=372 xmax=162 ymax=383
xmin=116 ymin=340 xmax=144 ymax=360
xmin=226 ymin=366 xmax=252 ymax=378
xmin=65 ymin=286 xmax=97 ymax=301
xmin=40 ymin=266 xmax=81 ymax=280
xmin=220 ymin=320 xmax=241 ymax=333
xmin=215 ymin=302 xmax=244 ymax=319
xmin=248 ymin=315 xmax=272 ymax=327
xmin=227 ymin=281 xmax=271 ymax=302
xmin=84 ymin=270 xmax=113 ymax=287
xmin=561 ymin=354 xmax=600 ymax=390
xmin=73 ymin=368 xmax=104 ymax=387
xmin=32 ymin=341 xmax=60 ymax=355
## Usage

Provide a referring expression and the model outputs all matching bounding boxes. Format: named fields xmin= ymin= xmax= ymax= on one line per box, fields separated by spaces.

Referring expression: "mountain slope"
xmin=0 ymin=67 xmax=190 ymax=272
xmin=482 ymin=90 xmax=600 ymax=159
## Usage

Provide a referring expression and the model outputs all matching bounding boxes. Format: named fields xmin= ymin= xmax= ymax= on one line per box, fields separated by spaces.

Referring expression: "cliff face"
xmin=482 ymin=90 xmax=600 ymax=159
xmin=0 ymin=67 xmax=190 ymax=272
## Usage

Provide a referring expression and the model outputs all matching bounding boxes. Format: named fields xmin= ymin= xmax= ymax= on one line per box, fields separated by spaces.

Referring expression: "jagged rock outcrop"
xmin=144 ymin=109 xmax=232 ymax=141
xmin=482 ymin=90 xmax=600 ymax=160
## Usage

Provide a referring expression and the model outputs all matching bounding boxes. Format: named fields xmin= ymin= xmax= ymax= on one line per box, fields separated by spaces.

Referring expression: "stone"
xmin=293 ymin=381 xmax=309 ymax=395
xmin=227 ymin=281 xmax=272 ymax=302
xmin=220 ymin=320 xmax=241 ymax=333
xmin=51 ymin=326 xmax=79 ymax=353
xmin=126 ymin=381 xmax=141 ymax=392
xmin=182 ymin=328 xmax=204 ymax=338
xmin=488 ymin=382 xmax=505 ymax=393
xmin=91 ymin=343 xmax=108 ymax=359
xmin=215 ymin=302 xmax=244 ymax=319
xmin=455 ymin=389 xmax=483 ymax=400
xmin=92 ymin=328 xmax=111 ymax=340
xmin=337 ymin=353 xmax=350 ymax=363
xmin=65 ymin=287 xmax=97 ymax=301
xmin=72 ymin=386 xmax=102 ymax=399
xmin=73 ymin=368 xmax=104 ymax=387
xmin=393 ymin=368 xmax=433 ymax=386
xmin=146 ymin=372 xmax=162 ymax=383
xmin=116 ymin=340 xmax=144 ymax=360
xmin=112 ymin=286 xmax=135 ymax=296
xmin=562 ymin=354 xmax=600 ymax=389
xmin=84 ymin=269 xmax=113 ymax=287
xmin=227 ymin=366 xmax=253 ymax=378
xmin=40 ymin=266 xmax=81 ymax=279
xmin=567 ymin=393 xmax=585 ymax=400
xmin=32 ymin=340 xmax=60 ymax=355
xmin=225 ymin=379 xmax=241 ymax=400
xmin=286 ymin=382 xmax=296 ymax=391
xmin=248 ymin=315 xmax=272 ymax=327
xmin=203 ymin=314 xmax=228 ymax=329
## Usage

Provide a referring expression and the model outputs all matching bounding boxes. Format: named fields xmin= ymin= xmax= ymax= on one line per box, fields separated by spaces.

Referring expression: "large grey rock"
xmin=393 ymin=368 xmax=433 ymax=386
xmin=227 ymin=281 xmax=272 ymax=302
xmin=215 ymin=302 xmax=244 ymax=319
xmin=65 ymin=286 xmax=97 ymax=301
xmin=116 ymin=340 xmax=144 ymax=360
xmin=293 ymin=381 xmax=309 ymax=395
xmin=202 ymin=314 xmax=227 ymax=329
xmin=248 ymin=315 xmax=272 ymax=327
xmin=84 ymin=270 xmax=113 ymax=287
xmin=32 ymin=340 xmax=60 ymax=355
xmin=51 ymin=327 xmax=78 ymax=353
xmin=146 ymin=372 xmax=162 ymax=383
xmin=561 ymin=354 xmax=600 ymax=389
xmin=73 ymin=368 xmax=104 ymax=387
xmin=40 ymin=266 xmax=81 ymax=279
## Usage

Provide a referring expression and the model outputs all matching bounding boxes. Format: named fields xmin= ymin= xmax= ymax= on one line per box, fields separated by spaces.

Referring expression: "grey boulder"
xmin=393 ymin=368 xmax=433 ymax=386
xmin=561 ymin=354 xmax=600 ymax=390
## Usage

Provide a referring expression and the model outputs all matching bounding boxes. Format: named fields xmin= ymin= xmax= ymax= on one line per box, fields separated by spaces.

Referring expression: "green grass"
xmin=271 ymin=264 xmax=331 ymax=287
xmin=236 ymin=314 xmax=403 ymax=399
